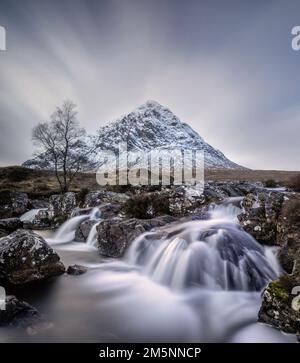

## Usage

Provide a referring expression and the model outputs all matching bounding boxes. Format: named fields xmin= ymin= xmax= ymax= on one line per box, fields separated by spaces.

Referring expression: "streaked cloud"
xmin=0 ymin=0 xmax=299 ymax=170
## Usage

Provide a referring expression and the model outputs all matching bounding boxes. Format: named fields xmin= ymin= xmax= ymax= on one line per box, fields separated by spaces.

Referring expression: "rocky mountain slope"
xmin=24 ymin=100 xmax=244 ymax=170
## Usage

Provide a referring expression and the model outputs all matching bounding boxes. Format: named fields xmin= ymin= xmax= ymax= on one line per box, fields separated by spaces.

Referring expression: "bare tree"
xmin=32 ymin=100 xmax=92 ymax=193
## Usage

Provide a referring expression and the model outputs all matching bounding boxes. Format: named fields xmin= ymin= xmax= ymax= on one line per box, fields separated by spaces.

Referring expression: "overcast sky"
xmin=0 ymin=0 xmax=299 ymax=170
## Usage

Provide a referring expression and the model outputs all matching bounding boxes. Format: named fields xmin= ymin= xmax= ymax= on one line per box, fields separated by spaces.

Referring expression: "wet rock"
xmin=75 ymin=219 xmax=97 ymax=242
xmin=29 ymin=199 xmax=50 ymax=209
xmin=0 ymin=191 xmax=29 ymax=218
xmin=167 ymin=186 xmax=205 ymax=217
xmin=49 ymin=192 xmax=76 ymax=220
xmin=97 ymin=215 xmax=176 ymax=258
xmin=123 ymin=186 xmax=205 ymax=219
xmin=204 ymin=183 xmax=231 ymax=202
xmin=61 ymin=192 xmax=77 ymax=215
xmin=83 ymin=191 xmax=103 ymax=208
xmin=0 ymin=218 xmax=23 ymax=234
xmin=0 ymin=295 xmax=40 ymax=327
xmin=0 ymin=295 xmax=53 ymax=335
xmin=67 ymin=264 xmax=88 ymax=275
xmin=257 ymin=193 xmax=300 ymax=338
xmin=48 ymin=195 xmax=62 ymax=217
xmin=237 ymin=192 xmax=284 ymax=245
xmin=258 ymin=275 xmax=300 ymax=336
xmin=12 ymin=193 xmax=29 ymax=215
xmin=0 ymin=229 xmax=65 ymax=285
xmin=74 ymin=204 xmax=121 ymax=241
xmin=99 ymin=203 xmax=122 ymax=219
xmin=22 ymin=209 xmax=51 ymax=230
xmin=84 ymin=190 xmax=129 ymax=208
xmin=277 ymin=194 xmax=300 ymax=274
xmin=203 ymin=181 xmax=259 ymax=203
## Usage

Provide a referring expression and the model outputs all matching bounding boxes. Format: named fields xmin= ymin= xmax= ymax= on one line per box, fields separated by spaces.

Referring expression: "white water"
xmin=86 ymin=222 xmax=101 ymax=246
xmin=126 ymin=199 xmax=280 ymax=291
xmin=2 ymin=199 xmax=296 ymax=342
xmin=49 ymin=207 xmax=101 ymax=244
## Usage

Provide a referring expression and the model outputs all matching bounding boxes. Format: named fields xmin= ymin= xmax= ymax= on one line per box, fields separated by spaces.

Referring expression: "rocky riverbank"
xmin=0 ymin=180 xmax=299 ymax=341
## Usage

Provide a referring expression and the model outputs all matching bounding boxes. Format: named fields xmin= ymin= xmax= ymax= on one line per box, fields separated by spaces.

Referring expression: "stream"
xmin=0 ymin=198 xmax=296 ymax=342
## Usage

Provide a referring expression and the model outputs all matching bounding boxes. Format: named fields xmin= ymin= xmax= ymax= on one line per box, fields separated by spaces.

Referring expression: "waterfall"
xmin=126 ymin=200 xmax=280 ymax=291
xmin=4 ymin=198 xmax=295 ymax=343
xmin=50 ymin=207 xmax=101 ymax=244
xmin=86 ymin=222 xmax=101 ymax=247
xmin=208 ymin=197 xmax=242 ymax=222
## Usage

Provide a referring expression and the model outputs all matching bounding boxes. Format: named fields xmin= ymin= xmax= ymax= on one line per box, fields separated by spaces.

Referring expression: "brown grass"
xmin=287 ymin=173 xmax=300 ymax=192
xmin=0 ymin=166 xmax=99 ymax=196
xmin=205 ymin=169 xmax=299 ymax=183
xmin=0 ymin=166 xmax=299 ymax=196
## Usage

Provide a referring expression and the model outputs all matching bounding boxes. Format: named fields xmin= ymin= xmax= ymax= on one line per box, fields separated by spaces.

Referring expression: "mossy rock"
xmin=123 ymin=193 xmax=170 ymax=219
xmin=268 ymin=276 xmax=292 ymax=303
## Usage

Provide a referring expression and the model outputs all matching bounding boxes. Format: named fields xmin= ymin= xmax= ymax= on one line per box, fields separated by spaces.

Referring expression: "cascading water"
xmin=86 ymin=222 xmax=101 ymax=246
xmin=49 ymin=207 xmax=101 ymax=244
xmin=126 ymin=199 xmax=280 ymax=291
xmin=2 ymin=198 xmax=296 ymax=343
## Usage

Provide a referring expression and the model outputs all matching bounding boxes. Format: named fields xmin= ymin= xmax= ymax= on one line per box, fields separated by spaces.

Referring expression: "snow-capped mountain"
xmin=23 ymin=100 xmax=243 ymax=170
xmin=93 ymin=100 xmax=243 ymax=169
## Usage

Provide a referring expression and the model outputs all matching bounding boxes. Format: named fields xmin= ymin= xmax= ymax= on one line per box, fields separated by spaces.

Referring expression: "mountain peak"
xmin=23 ymin=101 xmax=244 ymax=170
xmin=131 ymin=100 xmax=176 ymax=123
xmin=94 ymin=102 xmax=243 ymax=169
xmin=139 ymin=100 xmax=164 ymax=109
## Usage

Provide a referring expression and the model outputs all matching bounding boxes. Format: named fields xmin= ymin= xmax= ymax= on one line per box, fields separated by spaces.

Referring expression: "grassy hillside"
xmin=0 ymin=166 xmax=98 ymax=196
xmin=0 ymin=166 xmax=299 ymax=196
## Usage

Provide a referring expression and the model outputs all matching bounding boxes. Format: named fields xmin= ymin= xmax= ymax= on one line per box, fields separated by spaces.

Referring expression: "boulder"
xmin=0 ymin=229 xmax=65 ymax=285
xmin=98 ymin=203 xmax=122 ymax=219
xmin=0 ymin=295 xmax=53 ymax=335
xmin=84 ymin=190 xmax=129 ymax=208
xmin=12 ymin=193 xmax=29 ymax=215
xmin=75 ymin=219 xmax=97 ymax=242
xmin=0 ymin=218 xmax=23 ymax=234
xmin=29 ymin=199 xmax=50 ymax=209
xmin=203 ymin=181 xmax=259 ymax=203
xmin=258 ymin=195 xmax=300 ymax=341
xmin=67 ymin=264 xmax=88 ymax=275
xmin=277 ymin=194 xmax=300 ymax=274
xmin=124 ymin=186 xmax=205 ymax=219
xmin=0 ymin=295 xmax=40 ymax=327
xmin=0 ymin=191 xmax=29 ymax=218
xmin=167 ymin=186 xmax=205 ymax=216
xmin=22 ymin=209 xmax=50 ymax=230
xmin=74 ymin=204 xmax=121 ymax=242
xmin=97 ymin=215 xmax=176 ymax=258
xmin=49 ymin=192 xmax=76 ymax=220
xmin=84 ymin=191 xmax=103 ymax=208
xmin=237 ymin=192 xmax=284 ymax=245
xmin=258 ymin=275 xmax=300 ymax=338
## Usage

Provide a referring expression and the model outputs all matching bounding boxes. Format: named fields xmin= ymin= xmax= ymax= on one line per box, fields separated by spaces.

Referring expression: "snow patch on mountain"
xmin=93 ymin=100 xmax=243 ymax=169
xmin=23 ymin=100 xmax=244 ymax=170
